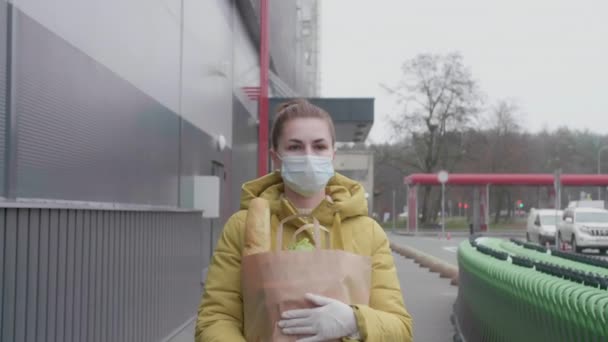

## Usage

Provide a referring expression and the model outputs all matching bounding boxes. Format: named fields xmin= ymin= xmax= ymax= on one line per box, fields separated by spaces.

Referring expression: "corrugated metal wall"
xmin=14 ymin=10 xmax=180 ymax=205
xmin=0 ymin=3 xmax=6 ymax=195
xmin=0 ymin=208 xmax=206 ymax=342
xmin=0 ymin=1 xmax=261 ymax=340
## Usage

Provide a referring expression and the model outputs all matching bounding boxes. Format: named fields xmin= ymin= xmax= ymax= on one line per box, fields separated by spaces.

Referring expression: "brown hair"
xmin=270 ymin=99 xmax=336 ymax=150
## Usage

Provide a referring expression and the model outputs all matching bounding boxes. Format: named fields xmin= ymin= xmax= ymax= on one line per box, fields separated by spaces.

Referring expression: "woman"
xmin=196 ymin=99 xmax=413 ymax=341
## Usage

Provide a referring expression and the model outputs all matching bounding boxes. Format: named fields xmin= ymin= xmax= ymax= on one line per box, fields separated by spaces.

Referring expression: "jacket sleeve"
xmin=351 ymin=221 xmax=413 ymax=341
xmin=195 ymin=212 xmax=247 ymax=342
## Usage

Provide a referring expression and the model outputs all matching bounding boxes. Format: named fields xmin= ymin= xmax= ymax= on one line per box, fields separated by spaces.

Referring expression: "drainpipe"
xmin=258 ymin=0 xmax=270 ymax=176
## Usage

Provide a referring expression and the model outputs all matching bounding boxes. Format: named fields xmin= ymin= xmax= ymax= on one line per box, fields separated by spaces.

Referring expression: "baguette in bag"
xmin=242 ymin=214 xmax=372 ymax=342
xmin=244 ymin=197 xmax=271 ymax=256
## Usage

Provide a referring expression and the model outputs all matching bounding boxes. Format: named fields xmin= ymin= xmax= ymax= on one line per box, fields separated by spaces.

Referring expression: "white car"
xmin=526 ymin=209 xmax=562 ymax=245
xmin=557 ymin=207 xmax=608 ymax=254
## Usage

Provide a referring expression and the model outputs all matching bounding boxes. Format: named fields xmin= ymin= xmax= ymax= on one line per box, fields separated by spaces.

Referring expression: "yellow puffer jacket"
xmin=195 ymin=171 xmax=413 ymax=341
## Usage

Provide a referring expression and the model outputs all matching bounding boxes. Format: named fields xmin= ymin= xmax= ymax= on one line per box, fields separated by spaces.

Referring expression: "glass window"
xmin=540 ymin=214 xmax=559 ymax=225
xmin=575 ymin=212 xmax=608 ymax=223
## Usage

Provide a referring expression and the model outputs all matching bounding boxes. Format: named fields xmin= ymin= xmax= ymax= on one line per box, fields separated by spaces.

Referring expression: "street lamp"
xmin=598 ymin=145 xmax=608 ymax=200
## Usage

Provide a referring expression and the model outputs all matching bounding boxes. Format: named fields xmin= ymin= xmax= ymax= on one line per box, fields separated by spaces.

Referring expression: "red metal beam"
xmin=404 ymin=173 xmax=608 ymax=186
xmin=258 ymin=0 xmax=269 ymax=177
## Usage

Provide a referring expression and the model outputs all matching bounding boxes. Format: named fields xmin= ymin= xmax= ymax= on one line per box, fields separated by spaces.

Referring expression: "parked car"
xmin=567 ymin=200 xmax=605 ymax=209
xmin=557 ymin=207 xmax=608 ymax=254
xmin=526 ymin=208 xmax=562 ymax=245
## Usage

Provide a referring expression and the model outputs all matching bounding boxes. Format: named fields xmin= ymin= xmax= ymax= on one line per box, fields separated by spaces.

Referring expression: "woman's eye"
xmin=287 ymin=145 xmax=301 ymax=151
xmin=315 ymin=145 xmax=328 ymax=150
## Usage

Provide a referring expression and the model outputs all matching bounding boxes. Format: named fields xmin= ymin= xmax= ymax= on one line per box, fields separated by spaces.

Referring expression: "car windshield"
xmin=576 ymin=212 xmax=608 ymax=223
xmin=540 ymin=214 xmax=559 ymax=225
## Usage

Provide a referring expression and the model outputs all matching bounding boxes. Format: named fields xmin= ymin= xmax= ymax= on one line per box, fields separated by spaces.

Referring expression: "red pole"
xmin=258 ymin=0 xmax=269 ymax=177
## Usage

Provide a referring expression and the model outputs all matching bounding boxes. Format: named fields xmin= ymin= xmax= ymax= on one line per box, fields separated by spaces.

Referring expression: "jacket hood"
xmin=240 ymin=171 xmax=368 ymax=227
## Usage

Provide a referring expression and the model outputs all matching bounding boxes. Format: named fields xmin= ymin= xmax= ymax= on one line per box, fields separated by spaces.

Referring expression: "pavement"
xmin=391 ymin=249 xmax=458 ymax=341
xmin=389 ymin=234 xmax=467 ymax=266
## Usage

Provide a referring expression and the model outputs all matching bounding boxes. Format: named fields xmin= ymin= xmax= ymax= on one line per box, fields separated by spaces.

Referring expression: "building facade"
xmin=0 ymin=1 xmax=320 ymax=341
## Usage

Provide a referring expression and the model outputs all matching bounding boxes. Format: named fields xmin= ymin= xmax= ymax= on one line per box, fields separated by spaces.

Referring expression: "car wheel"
xmin=572 ymin=235 xmax=583 ymax=253
xmin=557 ymin=233 xmax=562 ymax=250
xmin=526 ymin=232 xmax=531 ymax=242
xmin=599 ymin=248 xmax=606 ymax=255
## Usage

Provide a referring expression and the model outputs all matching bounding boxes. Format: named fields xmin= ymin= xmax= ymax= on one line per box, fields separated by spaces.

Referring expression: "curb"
xmin=390 ymin=242 xmax=459 ymax=286
xmin=391 ymin=231 xmax=525 ymax=238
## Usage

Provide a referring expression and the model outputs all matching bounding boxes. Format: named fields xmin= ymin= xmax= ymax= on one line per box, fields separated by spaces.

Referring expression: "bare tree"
xmin=383 ymin=52 xmax=484 ymax=223
xmin=486 ymin=99 xmax=523 ymax=223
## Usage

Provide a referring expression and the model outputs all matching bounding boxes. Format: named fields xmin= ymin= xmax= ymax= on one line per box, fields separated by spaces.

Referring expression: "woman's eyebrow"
xmin=287 ymin=138 xmax=327 ymax=144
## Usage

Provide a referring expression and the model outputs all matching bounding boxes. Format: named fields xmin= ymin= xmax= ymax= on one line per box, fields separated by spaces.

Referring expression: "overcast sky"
xmin=320 ymin=0 xmax=608 ymax=143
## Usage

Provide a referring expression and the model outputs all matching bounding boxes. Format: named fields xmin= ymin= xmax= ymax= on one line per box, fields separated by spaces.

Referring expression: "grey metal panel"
xmin=132 ymin=212 xmax=139 ymax=342
xmin=65 ymin=210 xmax=76 ymax=342
xmin=163 ymin=213 xmax=170 ymax=334
xmin=1 ymin=209 xmax=16 ymax=342
xmin=143 ymin=212 xmax=151 ymax=342
xmin=101 ymin=211 xmax=110 ymax=342
xmin=83 ymin=212 xmax=91 ymax=339
xmin=180 ymin=120 xmax=216 ymax=182
xmin=109 ymin=212 xmax=118 ymax=341
xmin=0 ymin=209 xmax=4 ymax=340
xmin=54 ymin=210 xmax=65 ymax=342
xmin=154 ymin=212 xmax=160 ymax=340
xmin=166 ymin=213 xmax=173 ymax=330
xmin=46 ymin=209 xmax=59 ymax=342
xmin=0 ymin=3 xmax=7 ymax=195
xmin=72 ymin=211 xmax=84 ymax=342
xmin=179 ymin=117 xmax=233 ymax=236
xmin=157 ymin=212 xmax=164 ymax=340
xmin=231 ymin=96 xmax=258 ymax=214
xmin=55 ymin=210 xmax=67 ymax=342
xmin=151 ymin=212 xmax=159 ymax=340
xmin=128 ymin=212 xmax=135 ymax=341
xmin=15 ymin=0 xmax=183 ymax=114
xmin=25 ymin=209 xmax=40 ymax=342
xmin=80 ymin=211 xmax=91 ymax=342
xmin=269 ymin=0 xmax=299 ymax=92
xmin=36 ymin=209 xmax=50 ymax=342
xmin=200 ymin=218 xmax=212 ymax=278
xmin=116 ymin=212 xmax=124 ymax=342
xmin=15 ymin=10 xmax=180 ymax=205
xmin=1 ymin=209 xmax=13 ymax=342
xmin=121 ymin=212 xmax=128 ymax=341
xmin=1 ymin=207 xmax=204 ymax=342
xmin=93 ymin=211 xmax=103 ymax=342
xmin=125 ymin=212 xmax=133 ymax=342
xmin=138 ymin=212 xmax=146 ymax=342
xmin=181 ymin=0 xmax=233 ymax=147
xmin=15 ymin=209 xmax=28 ymax=342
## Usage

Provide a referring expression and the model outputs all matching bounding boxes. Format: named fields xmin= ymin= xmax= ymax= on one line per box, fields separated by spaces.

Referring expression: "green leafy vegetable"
xmin=287 ymin=238 xmax=315 ymax=251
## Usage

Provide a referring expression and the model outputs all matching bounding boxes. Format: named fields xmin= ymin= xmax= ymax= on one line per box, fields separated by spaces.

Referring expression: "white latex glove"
xmin=278 ymin=293 xmax=360 ymax=342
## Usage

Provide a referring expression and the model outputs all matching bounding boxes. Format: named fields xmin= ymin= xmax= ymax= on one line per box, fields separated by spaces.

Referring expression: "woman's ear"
xmin=270 ymin=149 xmax=281 ymax=171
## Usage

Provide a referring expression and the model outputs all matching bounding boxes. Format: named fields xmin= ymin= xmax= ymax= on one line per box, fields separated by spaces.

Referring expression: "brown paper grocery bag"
xmin=242 ymin=214 xmax=372 ymax=342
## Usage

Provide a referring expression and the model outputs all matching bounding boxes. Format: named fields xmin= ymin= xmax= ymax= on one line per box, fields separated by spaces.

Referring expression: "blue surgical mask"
xmin=279 ymin=154 xmax=335 ymax=197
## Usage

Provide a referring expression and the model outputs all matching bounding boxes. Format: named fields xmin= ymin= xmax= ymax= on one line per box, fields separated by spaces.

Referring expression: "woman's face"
xmin=271 ymin=117 xmax=335 ymax=170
